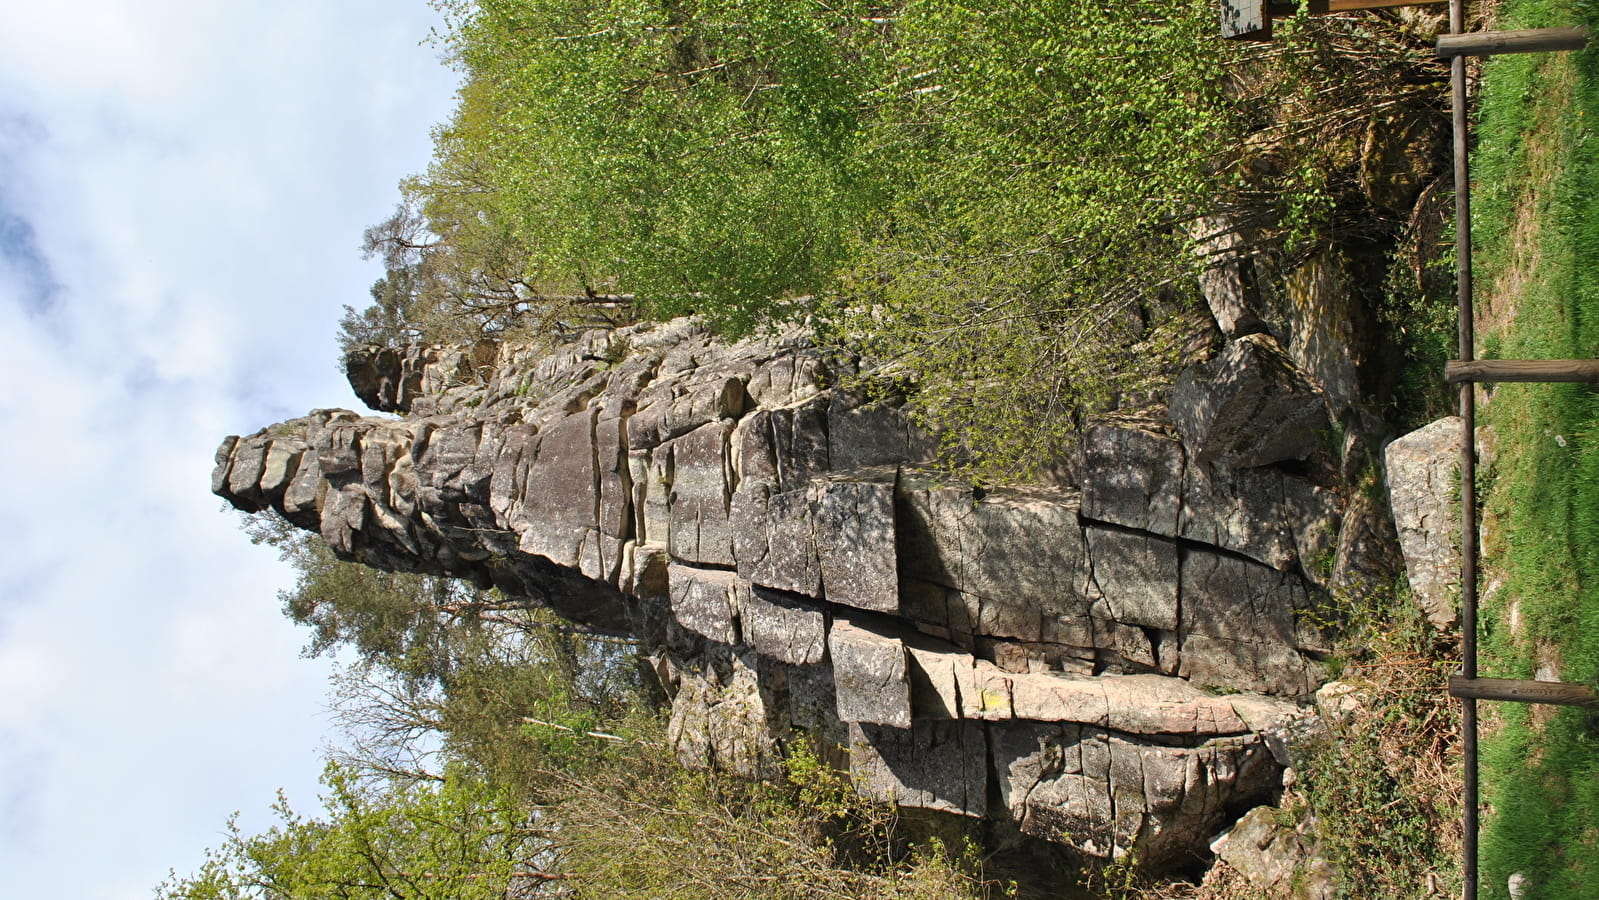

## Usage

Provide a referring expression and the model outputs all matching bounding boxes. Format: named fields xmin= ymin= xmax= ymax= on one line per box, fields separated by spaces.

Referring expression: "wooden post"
xmin=1327 ymin=0 xmax=1444 ymax=8
xmin=1447 ymin=0 xmax=1478 ymax=894
xmin=1449 ymin=675 xmax=1599 ymax=708
xmin=1437 ymin=27 xmax=1590 ymax=58
xmin=1445 ymin=359 xmax=1599 ymax=383
xmin=1266 ymin=0 xmax=1329 ymax=13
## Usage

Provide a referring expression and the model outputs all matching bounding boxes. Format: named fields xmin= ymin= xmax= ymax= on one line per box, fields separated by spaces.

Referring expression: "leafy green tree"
xmin=241 ymin=511 xmax=647 ymax=791
xmin=157 ymin=764 xmax=558 ymax=900
xmin=342 ymin=0 xmax=1446 ymax=477
xmin=161 ymin=745 xmax=1005 ymax=900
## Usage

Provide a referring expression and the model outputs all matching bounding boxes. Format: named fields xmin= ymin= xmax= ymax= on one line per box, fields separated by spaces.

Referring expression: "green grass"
xmin=1471 ymin=0 xmax=1599 ymax=895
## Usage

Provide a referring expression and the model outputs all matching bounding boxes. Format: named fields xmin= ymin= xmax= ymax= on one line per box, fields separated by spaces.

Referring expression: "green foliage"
xmin=403 ymin=0 xmax=899 ymax=338
xmin=550 ymin=735 xmax=1005 ymax=899
xmin=341 ymin=0 xmax=1449 ymax=479
xmin=163 ymin=720 xmax=1005 ymax=899
xmin=244 ymin=510 xmax=461 ymax=682
xmin=242 ymin=510 xmax=646 ymax=790
xmin=157 ymin=764 xmax=545 ymax=900
xmin=244 ymin=511 xmax=633 ymax=692
xmin=1293 ymin=585 xmax=1462 ymax=899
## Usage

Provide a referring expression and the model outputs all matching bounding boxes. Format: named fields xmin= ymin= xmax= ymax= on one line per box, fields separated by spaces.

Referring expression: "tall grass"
xmin=1471 ymin=0 xmax=1599 ymax=894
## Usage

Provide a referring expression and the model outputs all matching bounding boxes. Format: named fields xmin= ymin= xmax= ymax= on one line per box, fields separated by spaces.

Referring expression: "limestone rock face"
xmin=1209 ymin=805 xmax=1337 ymax=900
xmin=1190 ymin=215 xmax=1268 ymax=340
xmin=1171 ymin=333 xmax=1331 ymax=469
xmin=215 ymin=318 xmax=1355 ymax=868
xmin=1384 ymin=417 xmax=1462 ymax=630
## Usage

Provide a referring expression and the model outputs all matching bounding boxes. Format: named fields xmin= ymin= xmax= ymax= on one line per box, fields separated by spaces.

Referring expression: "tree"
xmin=341 ymin=1 xmax=1446 ymax=477
xmin=243 ymin=511 xmax=632 ymax=688
xmin=242 ymin=510 xmax=647 ymax=790
xmin=160 ymin=747 xmax=1006 ymax=900
xmin=157 ymin=764 xmax=560 ymax=900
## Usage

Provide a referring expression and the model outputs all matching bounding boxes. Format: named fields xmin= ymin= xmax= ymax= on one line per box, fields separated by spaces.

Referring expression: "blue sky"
xmin=0 ymin=3 xmax=459 ymax=896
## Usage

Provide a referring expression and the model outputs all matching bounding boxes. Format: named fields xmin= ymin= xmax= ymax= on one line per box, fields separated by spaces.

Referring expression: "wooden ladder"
xmin=1222 ymin=3 xmax=1597 ymax=896
xmin=1440 ymin=6 xmax=1594 ymax=898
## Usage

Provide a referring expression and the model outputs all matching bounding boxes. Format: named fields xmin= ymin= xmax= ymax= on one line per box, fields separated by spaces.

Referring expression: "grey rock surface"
xmin=1385 ymin=417 xmax=1462 ymax=629
xmin=1210 ymin=804 xmax=1337 ymax=900
xmin=1171 ymin=333 xmax=1332 ymax=469
xmin=215 ymin=318 xmax=1356 ymax=868
xmin=1190 ymin=215 xmax=1268 ymax=339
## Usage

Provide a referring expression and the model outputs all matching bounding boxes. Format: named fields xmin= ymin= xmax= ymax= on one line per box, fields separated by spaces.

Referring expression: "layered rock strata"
xmin=215 ymin=318 xmax=1346 ymax=866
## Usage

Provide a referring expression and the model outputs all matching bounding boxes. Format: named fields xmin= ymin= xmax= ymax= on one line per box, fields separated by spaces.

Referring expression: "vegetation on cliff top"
xmin=346 ymin=0 xmax=1451 ymax=480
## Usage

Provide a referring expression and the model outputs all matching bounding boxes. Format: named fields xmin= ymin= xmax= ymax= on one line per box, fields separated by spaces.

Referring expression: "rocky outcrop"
xmin=1209 ymin=805 xmax=1337 ymax=899
xmin=215 ymin=317 xmax=1353 ymax=868
xmin=1384 ymin=417 xmax=1462 ymax=630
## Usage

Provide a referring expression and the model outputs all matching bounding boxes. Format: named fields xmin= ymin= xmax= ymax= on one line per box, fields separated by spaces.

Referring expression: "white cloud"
xmin=0 ymin=2 xmax=460 ymax=897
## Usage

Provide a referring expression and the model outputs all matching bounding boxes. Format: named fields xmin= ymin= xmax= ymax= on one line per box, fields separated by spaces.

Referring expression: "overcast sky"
xmin=0 ymin=3 xmax=460 ymax=896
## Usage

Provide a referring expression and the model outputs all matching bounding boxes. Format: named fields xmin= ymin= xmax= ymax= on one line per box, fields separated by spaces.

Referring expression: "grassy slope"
xmin=1472 ymin=0 xmax=1599 ymax=896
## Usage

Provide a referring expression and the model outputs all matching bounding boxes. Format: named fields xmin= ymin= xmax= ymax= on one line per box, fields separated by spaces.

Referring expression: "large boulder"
xmin=1384 ymin=417 xmax=1462 ymax=630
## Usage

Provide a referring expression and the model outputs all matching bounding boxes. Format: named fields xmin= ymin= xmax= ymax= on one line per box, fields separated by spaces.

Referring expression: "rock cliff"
xmin=216 ymin=315 xmax=1365 ymax=867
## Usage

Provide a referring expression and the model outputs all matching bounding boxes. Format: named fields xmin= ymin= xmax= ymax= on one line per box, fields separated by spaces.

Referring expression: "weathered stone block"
xmin=668 ymin=648 xmax=780 ymax=779
xmin=1211 ymin=805 xmax=1338 ymax=900
xmin=741 ymin=586 xmax=826 ymax=666
xmin=1190 ymin=215 xmax=1266 ymax=339
xmin=1178 ymin=547 xmax=1319 ymax=696
xmin=1080 ymin=422 xmax=1183 ymax=535
xmin=897 ymin=482 xmax=1092 ymax=639
xmin=1086 ymin=526 xmax=1179 ymax=631
xmin=1180 ymin=461 xmax=1298 ymax=571
xmin=487 ymin=424 xmax=536 ymax=519
xmin=226 ymin=438 xmax=268 ymax=506
xmin=1171 ymin=333 xmax=1330 ymax=468
xmin=628 ymin=374 xmax=745 ymax=450
xmin=1178 ymin=633 xmax=1318 ymax=697
xmin=596 ymin=406 xmax=632 ymax=540
xmin=665 ymin=421 xmax=735 ymax=567
xmin=413 ymin=422 xmax=482 ymax=503
xmin=1280 ymin=252 xmax=1361 ymax=416
xmin=746 ymin=486 xmax=823 ymax=597
xmin=815 ymin=476 xmax=898 ymax=612
xmin=632 ymin=446 xmax=672 ymax=548
xmin=516 ymin=410 xmax=597 ymax=569
xmin=827 ymin=392 xmax=937 ymax=472
xmin=1282 ymin=475 xmax=1341 ymax=584
xmin=259 ymin=440 xmax=306 ymax=497
xmin=829 ymin=616 xmax=912 ymax=728
xmin=993 ymin=724 xmax=1279 ymax=865
xmin=850 ymin=719 xmax=988 ymax=817
xmin=668 ymin=564 xmax=741 ymax=645
xmin=1180 ymin=548 xmax=1305 ymax=647
xmin=281 ymin=451 xmax=326 ymax=529
xmin=904 ymin=641 xmax=963 ymax=720
xmin=744 ymin=348 xmax=828 ymax=408
xmin=1384 ymin=417 xmax=1462 ymax=629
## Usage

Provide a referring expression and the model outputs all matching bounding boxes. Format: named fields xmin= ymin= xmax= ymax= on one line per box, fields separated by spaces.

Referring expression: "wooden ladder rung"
xmin=1449 ymin=675 xmax=1599 ymax=707
xmin=1436 ymin=27 xmax=1590 ymax=58
xmin=1445 ymin=359 xmax=1599 ymax=383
